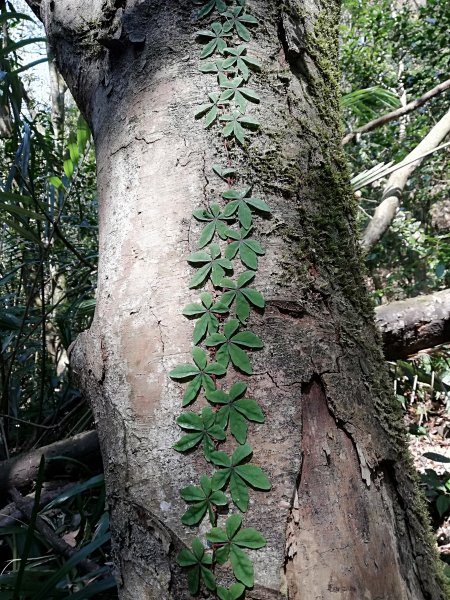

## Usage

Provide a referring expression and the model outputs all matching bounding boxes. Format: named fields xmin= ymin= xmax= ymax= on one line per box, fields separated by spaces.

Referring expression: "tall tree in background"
xmin=24 ymin=0 xmax=448 ymax=598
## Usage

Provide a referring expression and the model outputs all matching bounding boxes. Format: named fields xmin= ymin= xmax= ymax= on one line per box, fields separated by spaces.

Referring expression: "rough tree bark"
xmin=27 ymin=1 xmax=449 ymax=599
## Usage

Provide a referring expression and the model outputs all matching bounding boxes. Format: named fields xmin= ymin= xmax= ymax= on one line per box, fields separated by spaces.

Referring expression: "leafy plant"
xmin=174 ymin=406 xmax=226 ymax=460
xmin=176 ymin=538 xmax=216 ymax=594
xmin=220 ymin=271 xmax=265 ymax=323
xmin=205 ymin=319 xmax=264 ymax=375
xmin=173 ymin=1 xmax=270 ymax=595
xmin=220 ymin=111 xmax=260 ymax=145
xmin=193 ymin=203 xmax=232 ymax=246
xmin=187 ymin=243 xmax=234 ymax=288
xmin=180 ymin=475 xmax=228 ymax=525
xmin=182 ymin=292 xmax=229 ymax=344
xmin=221 ymin=186 xmax=271 ymax=229
xmin=169 ymin=347 xmax=227 ymax=406
xmin=223 ymin=45 xmax=261 ymax=80
xmin=224 ymin=226 xmax=266 ymax=270
xmin=206 ymin=514 xmax=266 ymax=587
xmin=207 ymin=381 xmax=265 ymax=443
xmin=210 ymin=444 xmax=271 ymax=511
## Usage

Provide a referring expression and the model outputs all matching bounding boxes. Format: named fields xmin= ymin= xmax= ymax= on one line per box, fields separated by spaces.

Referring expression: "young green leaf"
xmin=196 ymin=22 xmax=231 ymax=58
xmin=206 ymin=515 xmax=266 ymax=587
xmin=222 ymin=6 xmax=258 ymax=42
xmin=209 ymin=444 xmax=271 ymax=511
xmin=207 ymin=381 xmax=264 ymax=443
xmin=169 ymin=348 xmax=226 ymax=406
xmin=219 ymin=272 xmax=265 ymax=323
xmin=187 ymin=244 xmax=233 ymax=288
xmin=180 ymin=475 xmax=228 ymax=525
xmin=174 ymin=407 xmax=226 ymax=461
xmin=205 ymin=319 xmax=263 ymax=375
xmin=177 ymin=538 xmax=215 ymax=594
xmin=197 ymin=0 xmax=227 ymax=19
xmin=225 ymin=226 xmax=265 ymax=270
xmin=193 ymin=203 xmax=233 ymax=247
xmin=221 ymin=186 xmax=271 ymax=229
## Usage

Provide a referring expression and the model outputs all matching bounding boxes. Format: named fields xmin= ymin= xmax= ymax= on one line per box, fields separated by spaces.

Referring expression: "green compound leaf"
xmin=218 ymin=73 xmax=260 ymax=114
xmin=196 ymin=22 xmax=231 ymax=58
xmin=207 ymin=381 xmax=264 ymax=443
xmin=209 ymin=444 xmax=271 ymax=510
xmin=219 ymin=111 xmax=259 ymax=145
xmin=193 ymin=203 xmax=233 ymax=247
xmin=222 ymin=6 xmax=258 ymax=42
xmin=205 ymin=319 xmax=263 ymax=375
xmin=177 ymin=538 xmax=215 ymax=594
xmin=169 ymin=347 xmax=226 ymax=406
xmin=213 ymin=164 xmax=238 ymax=181
xmin=199 ymin=58 xmax=237 ymax=76
xmin=174 ymin=406 xmax=226 ymax=461
xmin=180 ymin=475 xmax=228 ymax=526
xmin=221 ymin=186 xmax=271 ymax=229
xmin=206 ymin=514 xmax=266 ymax=587
xmin=195 ymin=93 xmax=224 ymax=128
xmin=217 ymin=583 xmax=246 ymax=600
xmin=225 ymin=226 xmax=266 ymax=270
xmin=183 ymin=292 xmax=229 ymax=344
xmin=219 ymin=272 xmax=265 ymax=323
xmin=197 ymin=0 xmax=227 ymax=19
xmin=223 ymin=44 xmax=261 ymax=79
xmin=187 ymin=243 xmax=233 ymax=288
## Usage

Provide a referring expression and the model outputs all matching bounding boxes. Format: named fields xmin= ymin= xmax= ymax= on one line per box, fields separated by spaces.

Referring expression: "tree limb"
xmin=361 ymin=109 xmax=450 ymax=251
xmin=343 ymin=78 xmax=450 ymax=145
xmin=0 ymin=430 xmax=100 ymax=493
xmin=375 ymin=288 xmax=450 ymax=360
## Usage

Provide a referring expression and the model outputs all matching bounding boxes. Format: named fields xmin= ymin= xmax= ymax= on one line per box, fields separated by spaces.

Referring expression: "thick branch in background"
xmin=375 ymin=288 xmax=450 ymax=361
xmin=361 ymin=109 xmax=450 ymax=251
xmin=342 ymin=78 xmax=450 ymax=145
xmin=0 ymin=430 xmax=100 ymax=494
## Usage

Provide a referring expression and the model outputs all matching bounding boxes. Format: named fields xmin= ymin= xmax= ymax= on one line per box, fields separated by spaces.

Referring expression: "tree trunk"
xmin=30 ymin=0 xmax=448 ymax=598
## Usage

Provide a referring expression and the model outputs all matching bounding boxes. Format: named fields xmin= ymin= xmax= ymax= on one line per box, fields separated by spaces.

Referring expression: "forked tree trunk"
xmin=29 ymin=0 xmax=448 ymax=598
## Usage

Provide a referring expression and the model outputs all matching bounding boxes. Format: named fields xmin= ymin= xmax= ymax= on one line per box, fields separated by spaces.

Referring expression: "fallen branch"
xmin=343 ymin=78 xmax=450 ymax=145
xmin=0 ymin=430 xmax=100 ymax=493
xmin=375 ymin=289 xmax=450 ymax=360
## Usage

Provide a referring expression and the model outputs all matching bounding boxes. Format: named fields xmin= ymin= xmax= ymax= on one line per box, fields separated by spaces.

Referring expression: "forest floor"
xmin=407 ymin=396 xmax=450 ymax=566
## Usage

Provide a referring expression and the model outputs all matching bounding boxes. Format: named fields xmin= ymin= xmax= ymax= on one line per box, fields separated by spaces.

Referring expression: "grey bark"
xmin=27 ymin=1 xmax=448 ymax=599
xmin=361 ymin=109 xmax=450 ymax=251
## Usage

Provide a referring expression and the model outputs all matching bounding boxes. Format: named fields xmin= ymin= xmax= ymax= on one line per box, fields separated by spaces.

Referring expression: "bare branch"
xmin=0 ymin=430 xmax=100 ymax=492
xmin=361 ymin=109 xmax=450 ymax=251
xmin=375 ymin=288 xmax=450 ymax=360
xmin=343 ymin=78 xmax=450 ymax=145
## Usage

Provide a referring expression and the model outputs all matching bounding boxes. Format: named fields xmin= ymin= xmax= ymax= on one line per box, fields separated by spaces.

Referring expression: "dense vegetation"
xmin=0 ymin=0 xmax=449 ymax=596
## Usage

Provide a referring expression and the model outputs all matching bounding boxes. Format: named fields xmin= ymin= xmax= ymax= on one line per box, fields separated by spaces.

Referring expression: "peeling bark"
xmin=29 ymin=0 xmax=449 ymax=598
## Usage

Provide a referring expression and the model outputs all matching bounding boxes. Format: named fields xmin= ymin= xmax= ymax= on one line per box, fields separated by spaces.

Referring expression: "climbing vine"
xmin=170 ymin=1 xmax=271 ymax=597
